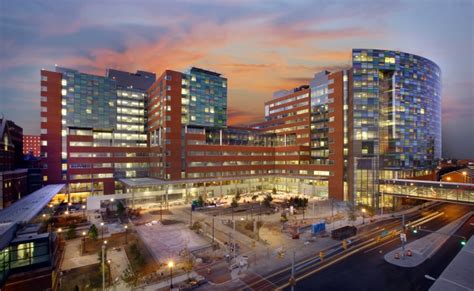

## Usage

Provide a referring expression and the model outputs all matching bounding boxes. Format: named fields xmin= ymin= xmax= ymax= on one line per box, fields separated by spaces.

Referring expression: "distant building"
xmin=22 ymin=135 xmax=41 ymax=157
xmin=1 ymin=120 xmax=42 ymax=209
xmin=0 ymin=119 xmax=23 ymax=171
xmin=441 ymin=168 xmax=473 ymax=183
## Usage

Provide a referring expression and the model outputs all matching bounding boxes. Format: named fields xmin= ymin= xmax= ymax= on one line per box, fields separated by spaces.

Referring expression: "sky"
xmin=0 ymin=0 xmax=472 ymax=159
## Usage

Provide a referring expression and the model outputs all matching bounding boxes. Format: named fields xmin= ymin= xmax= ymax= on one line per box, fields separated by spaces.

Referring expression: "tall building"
xmin=350 ymin=49 xmax=442 ymax=206
xmin=40 ymin=67 xmax=155 ymax=199
xmin=23 ymin=135 xmax=41 ymax=157
xmin=40 ymin=48 xmax=441 ymax=208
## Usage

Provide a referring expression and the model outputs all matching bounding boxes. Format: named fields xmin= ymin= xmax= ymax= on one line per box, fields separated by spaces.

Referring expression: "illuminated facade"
xmin=351 ymin=49 xmax=442 ymax=206
xmin=40 ymin=49 xmax=441 ymax=206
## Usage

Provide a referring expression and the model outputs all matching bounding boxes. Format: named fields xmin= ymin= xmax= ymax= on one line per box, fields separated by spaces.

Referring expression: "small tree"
xmin=121 ymin=267 xmax=139 ymax=289
xmin=235 ymin=192 xmax=241 ymax=202
xmin=346 ymin=202 xmax=357 ymax=222
xmin=231 ymin=198 xmax=239 ymax=209
xmin=263 ymin=194 xmax=273 ymax=208
xmin=181 ymin=248 xmax=194 ymax=279
xmin=197 ymin=196 xmax=205 ymax=207
xmin=117 ymin=201 xmax=125 ymax=217
xmin=66 ymin=224 xmax=77 ymax=240
xmin=89 ymin=224 xmax=99 ymax=241
xmin=272 ymin=188 xmax=277 ymax=195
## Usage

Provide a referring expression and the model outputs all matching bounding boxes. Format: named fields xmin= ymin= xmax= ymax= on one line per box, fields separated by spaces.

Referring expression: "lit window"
xmin=41 ymin=86 xmax=47 ymax=92
xmin=61 ymin=89 xmax=67 ymax=96
xmin=61 ymin=79 xmax=67 ymax=86
xmin=61 ymin=109 xmax=67 ymax=116
xmin=43 ymin=176 xmax=48 ymax=182
xmin=41 ymin=140 xmax=48 ymax=146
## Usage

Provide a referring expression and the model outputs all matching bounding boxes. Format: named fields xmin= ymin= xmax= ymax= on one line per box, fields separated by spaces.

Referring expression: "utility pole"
xmin=101 ymin=244 xmax=105 ymax=291
xmin=212 ymin=214 xmax=216 ymax=244
xmin=401 ymin=214 xmax=406 ymax=257
xmin=290 ymin=250 xmax=296 ymax=291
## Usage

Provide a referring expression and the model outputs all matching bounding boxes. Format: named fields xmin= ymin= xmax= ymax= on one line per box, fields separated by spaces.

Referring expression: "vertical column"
xmin=220 ymin=129 xmax=223 ymax=146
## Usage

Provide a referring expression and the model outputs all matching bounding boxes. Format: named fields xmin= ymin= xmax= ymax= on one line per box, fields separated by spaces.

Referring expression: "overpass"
xmin=380 ymin=179 xmax=474 ymax=204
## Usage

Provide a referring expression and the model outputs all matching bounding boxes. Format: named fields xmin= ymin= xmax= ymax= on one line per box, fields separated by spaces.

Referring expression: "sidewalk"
xmin=384 ymin=212 xmax=473 ymax=267
xmin=138 ymin=271 xmax=201 ymax=291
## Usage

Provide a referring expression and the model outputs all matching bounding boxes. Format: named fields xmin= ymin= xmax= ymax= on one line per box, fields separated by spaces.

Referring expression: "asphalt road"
xmin=291 ymin=203 xmax=474 ymax=291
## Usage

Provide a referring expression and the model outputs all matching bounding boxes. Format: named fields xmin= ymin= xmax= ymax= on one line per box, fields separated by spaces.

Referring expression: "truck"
xmin=331 ymin=226 xmax=357 ymax=240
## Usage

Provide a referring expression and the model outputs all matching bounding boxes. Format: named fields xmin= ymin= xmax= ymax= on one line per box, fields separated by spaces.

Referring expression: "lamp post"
xmin=57 ymin=228 xmax=63 ymax=242
xmin=361 ymin=208 xmax=366 ymax=224
xmin=462 ymin=171 xmax=467 ymax=183
xmin=100 ymin=222 xmax=105 ymax=240
xmin=168 ymin=260 xmax=174 ymax=289
xmin=82 ymin=231 xmax=87 ymax=255
xmin=212 ymin=215 xmax=216 ymax=244
xmin=124 ymin=225 xmax=128 ymax=244
xmin=102 ymin=242 xmax=106 ymax=291
xmin=82 ymin=205 xmax=86 ymax=220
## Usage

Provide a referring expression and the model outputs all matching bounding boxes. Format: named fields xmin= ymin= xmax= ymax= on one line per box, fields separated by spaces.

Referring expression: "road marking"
xmin=363 ymin=237 xmax=399 ymax=254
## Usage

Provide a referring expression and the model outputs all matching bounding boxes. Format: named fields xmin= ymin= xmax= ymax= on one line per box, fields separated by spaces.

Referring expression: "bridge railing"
xmin=380 ymin=179 xmax=474 ymax=203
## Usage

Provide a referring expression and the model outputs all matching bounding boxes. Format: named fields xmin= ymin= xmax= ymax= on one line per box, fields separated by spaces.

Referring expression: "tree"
xmin=346 ymin=202 xmax=357 ymax=222
xmin=235 ymin=192 xmax=241 ymax=202
xmin=231 ymin=198 xmax=239 ymax=209
xmin=66 ymin=224 xmax=77 ymax=240
xmin=121 ymin=267 xmax=139 ymax=289
xmin=89 ymin=224 xmax=99 ymax=241
xmin=181 ymin=248 xmax=194 ymax=279
xmin=272 ymin=187 xmax=277 ymax=195
xmin=117 ymin=201 xmax=125 ymax=217
xmin=263 ymin=194 xmax=273 ymax=208
xmin=197 ymin=195 xmax=205 ymax=207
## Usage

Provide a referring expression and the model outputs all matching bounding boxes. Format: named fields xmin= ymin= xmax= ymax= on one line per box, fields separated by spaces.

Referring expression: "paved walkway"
xmin=137 ymin=271 xmax=201 ymax=291
xmin=385 ymin=212 xmax=473 ymax=267
xmin=61 ymin=238 xmax=99 ymax=270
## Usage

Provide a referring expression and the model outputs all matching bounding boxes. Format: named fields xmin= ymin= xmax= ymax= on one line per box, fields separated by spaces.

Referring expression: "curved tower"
xmin=351 ymin=49 xmax=442 ymax=206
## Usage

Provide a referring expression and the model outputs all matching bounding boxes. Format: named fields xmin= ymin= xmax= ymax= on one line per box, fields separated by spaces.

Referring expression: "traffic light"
xmin=461 ymin=240 xmax=466 ymax=246
xmin=411 ymin=226 xmax=418 ymax=234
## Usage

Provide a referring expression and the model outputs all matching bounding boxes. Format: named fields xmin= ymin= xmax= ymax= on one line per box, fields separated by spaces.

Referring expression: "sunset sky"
xmin=0 ymin=0 xmax=472 ymax=158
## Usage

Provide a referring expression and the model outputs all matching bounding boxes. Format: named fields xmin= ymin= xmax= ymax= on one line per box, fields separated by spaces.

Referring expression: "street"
xmin=288 ymin=203 xmax=473 ymax=290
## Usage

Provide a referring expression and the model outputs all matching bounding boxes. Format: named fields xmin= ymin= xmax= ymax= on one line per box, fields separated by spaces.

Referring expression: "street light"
xmin=462 ymin=171 xmax=467 ymax=183
xmin=100 ymin=222 xmax=105 ymax=240
xmin=168 ymin=260 xmax=174 ymax=288
xmin=212 ymin=215 xmax=216 ymax=245
xmin=102 ymin=243 xmax=106 ymax=291
xmin=361 ymin=208 xmax=366 ymax=224
xmin=82 ymin=231 xmax=87 ymax=255
xmin=82 ymin=205 xmax=86 ymax=220
xmin=124 ymin=225 xmax=128 ymax=244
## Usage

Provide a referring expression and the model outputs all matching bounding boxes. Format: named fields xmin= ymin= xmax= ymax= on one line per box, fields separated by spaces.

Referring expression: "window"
xmin=41 ymin=128 xmax=47 ymax=134
xmin=41 ymin=117 xmax=47 ymax=122
xmin=61 ymin=89 xmax=67 ymax=96
xmin=41 ymin=86 xmax=47 ymax=92
xmin=41 ymin=140 xmax=47 ymax=146
xmin=166 ymin=85 xmax=171 ymax=91
xmin=41 ymin=75 xmax=48 ymax=82
xmin=61 ymin=79 xmax=67 ymax=86
xmin=41 ymin=107 xmax=47 ymax=112
xmin=165 ymin=75 xmax=172 ymax=81
xmin=41 ymin=96 xmax=47 ymax=102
